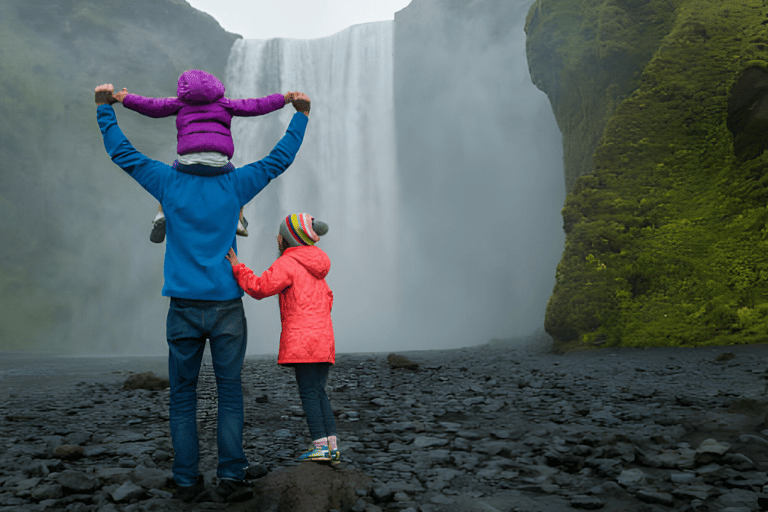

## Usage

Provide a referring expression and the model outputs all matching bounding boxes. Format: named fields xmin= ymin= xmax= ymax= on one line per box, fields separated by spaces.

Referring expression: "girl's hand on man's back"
xmin=225 ymin=248 xmax=239 ymax=267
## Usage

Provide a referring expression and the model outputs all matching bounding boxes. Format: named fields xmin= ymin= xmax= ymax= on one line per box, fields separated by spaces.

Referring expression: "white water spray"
xmin=226 ymin=22 xmax=399 ymax=355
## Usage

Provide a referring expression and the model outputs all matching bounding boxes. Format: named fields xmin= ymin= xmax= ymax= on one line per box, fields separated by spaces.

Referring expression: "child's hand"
xmin=114 ymin=88 xmax=129 ymax=103
xmin=225 ymin=248 xmax=239 ymax=267
xmin=284 ymin=91 xmax=295 ymax=104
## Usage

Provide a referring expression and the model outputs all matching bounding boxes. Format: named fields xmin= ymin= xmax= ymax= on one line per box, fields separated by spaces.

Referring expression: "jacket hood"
xmin=177 ymin=69 xmax=225 ymax=104
xmin=283 ymin=246 xmax=330 ymax=279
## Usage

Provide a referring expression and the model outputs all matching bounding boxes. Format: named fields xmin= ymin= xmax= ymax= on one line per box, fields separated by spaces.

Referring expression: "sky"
xmin=185 ymin=0 xmax=414 ymax=40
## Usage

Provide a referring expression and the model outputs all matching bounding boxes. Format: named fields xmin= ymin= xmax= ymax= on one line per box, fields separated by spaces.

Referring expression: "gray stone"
xmin=56 ymin=470 xmax=102 ymax=492
xmin=371 ymin=484 xmax=392 ymax=502
xmin=94 ymin=467 xmax=133 ymax=484
xmin=670 ymin=471 xmax=697 ymax=484
xmin=695 ymin=438 xmax=731 ymax=464
xmin=569 ymin=494 xmax=605 ymax=510
xmin=636 ymin=490 xmax=675 ymax=507
xmin=413 ymin=436 xmax=449 ymax=449
xmin=130 ymin=465 xmax=170 ymax=489
xmin=30 ymin=484 xmax=63 ymax=501
xmin=110 ymin=481 xmax=145 ymax=502
xmin=672 ymin=484 xmax=712 ymax=500
xmin=14 ymin=477 xmax=41 ymax=491
xmin=714 ymin=489 xmax=760 ymax=510
xmin=617 ymin=468 xmax=646 ymax=487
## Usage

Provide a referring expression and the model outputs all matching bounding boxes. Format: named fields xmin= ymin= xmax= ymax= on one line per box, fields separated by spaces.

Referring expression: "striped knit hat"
xmin=279 ymin=213 xmax=329 ymax=247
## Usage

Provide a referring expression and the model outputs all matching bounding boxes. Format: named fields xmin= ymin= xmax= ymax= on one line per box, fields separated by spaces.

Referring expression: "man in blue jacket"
xmin=95 ymin=83 xmax=310 ymax=502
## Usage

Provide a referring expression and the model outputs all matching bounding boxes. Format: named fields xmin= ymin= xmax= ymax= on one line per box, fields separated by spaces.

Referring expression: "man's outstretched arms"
xmin=236 ymin=93 xmax=311 ymax=204
xmin=95 ymin=83 xmax=166 ymax=201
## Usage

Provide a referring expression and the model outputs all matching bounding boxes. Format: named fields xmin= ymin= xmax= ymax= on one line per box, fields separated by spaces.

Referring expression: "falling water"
xmin=226 ymin=22 xmax=399 ymax=355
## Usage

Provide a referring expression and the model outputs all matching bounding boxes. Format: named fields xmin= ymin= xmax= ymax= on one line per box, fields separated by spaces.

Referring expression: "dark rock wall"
xmin=527 ymin=0 xmax=768 ymax=348
xmin=0 ymin=0 xmax=239 ymax=352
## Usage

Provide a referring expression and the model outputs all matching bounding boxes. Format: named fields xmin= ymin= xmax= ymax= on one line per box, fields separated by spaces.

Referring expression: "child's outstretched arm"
xmin=226 ymin=92 xmax=289 ymax=117
xmin=122 ymin=92 xmax=185 ymax=118
xmin=226 ymin=248 xmax=293 ymax=299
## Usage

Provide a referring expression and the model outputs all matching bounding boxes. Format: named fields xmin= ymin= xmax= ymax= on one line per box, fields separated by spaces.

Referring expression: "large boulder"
xmin=231 ymin=463 xmax=372 ymax=512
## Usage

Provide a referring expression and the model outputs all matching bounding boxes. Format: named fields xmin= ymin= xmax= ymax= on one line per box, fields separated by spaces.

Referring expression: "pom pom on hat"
xmin=279 ymin=213 xmax=328 ymax=247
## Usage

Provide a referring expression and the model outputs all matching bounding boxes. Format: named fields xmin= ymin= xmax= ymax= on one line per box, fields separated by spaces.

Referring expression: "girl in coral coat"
xmin=225 ymin=213 xmax=339 ymax=463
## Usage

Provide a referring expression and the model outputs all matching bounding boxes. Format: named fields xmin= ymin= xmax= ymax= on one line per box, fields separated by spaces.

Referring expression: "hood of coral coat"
xmin=176 ymin=69 xmax=225 ymax=104
xmin=282 ymin=246 xmax=330 ymax=279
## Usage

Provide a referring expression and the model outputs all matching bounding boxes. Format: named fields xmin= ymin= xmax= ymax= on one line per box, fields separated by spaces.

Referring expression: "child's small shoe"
xmin=236 ymin=218 xmax=248 ymax=237
xmin=297 ymin=444 xmax=331 ymax=462
xmin=150 ymin=213 xmax=166 ymax=244
xmin=330 ymin=449 xmax=341 ymax=465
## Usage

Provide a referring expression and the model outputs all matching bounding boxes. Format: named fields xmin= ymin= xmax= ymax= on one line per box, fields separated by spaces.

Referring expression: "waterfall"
xmin=225 ymin=4 xmax=565 ymax=355
xmin=226 ymin=22 xmax=399 ymax=355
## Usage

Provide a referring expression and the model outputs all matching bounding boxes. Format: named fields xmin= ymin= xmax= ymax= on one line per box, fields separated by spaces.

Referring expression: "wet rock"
xmin=30 ymin=483 xmax=63 ymax=501
xmin=110 ymin=481 xmax=145 ymax=502
xmin=249 ymin=463 xmax=372 ymax=512
xmin=122 ymin=372 xmax=169 ymax=391
xmin=695 ymin=438 xmax=731 ymax=464
xmin=387 ymin=353 xmax=419 ymax=370
xmin=636 ymin=489 xmax=675 ymax=507
xmin=617 ymin=468 xmax=646 ymax=487
xmin=569 ymin=494 xmax=605 ymax=509
xmin=56 ymin=470 xmax=101 ymax=492
xmin=53 ymin=444 xmax=84 ymax=461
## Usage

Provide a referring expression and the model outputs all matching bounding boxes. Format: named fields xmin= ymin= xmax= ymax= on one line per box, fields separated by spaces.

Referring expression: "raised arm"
xmin=235 ymin=93 xmax=311 ymax=204
xmin=122 ymin=93 xmax=185 ymax=118
xmin=95 ymin=84 xmax=167 ymax=201
xmin=226 ymin=93 xmax=287 ymax=117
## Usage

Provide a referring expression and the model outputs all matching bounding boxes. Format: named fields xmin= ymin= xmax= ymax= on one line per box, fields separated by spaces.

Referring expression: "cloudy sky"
xmin=185 ymin=0 xmax=413 ymax=39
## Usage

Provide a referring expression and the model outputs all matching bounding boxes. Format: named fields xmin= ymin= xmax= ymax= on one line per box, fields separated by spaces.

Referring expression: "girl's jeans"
xmin=294 ymin=363 xmax=337 ymax=441
xmin=166 ymin=297 xmax=248 ymax=485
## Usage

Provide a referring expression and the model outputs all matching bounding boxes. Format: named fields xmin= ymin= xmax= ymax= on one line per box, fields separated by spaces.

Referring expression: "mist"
xmin=1 ymin=0 xmax=564 ymax=356
xmin=225 ymin=0 xmax=565 ymax=355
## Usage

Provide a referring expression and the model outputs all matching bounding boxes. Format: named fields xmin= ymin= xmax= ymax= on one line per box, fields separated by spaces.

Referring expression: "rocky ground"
xmin=1 ymin=342 xmax=768 ymax=511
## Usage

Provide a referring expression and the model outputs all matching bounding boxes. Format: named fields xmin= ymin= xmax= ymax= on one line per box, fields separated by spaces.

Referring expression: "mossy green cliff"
xmin=527 ymin=0 xmax=768 ymax=348
xmin=0 ymin=0 xmax=238 ymax=352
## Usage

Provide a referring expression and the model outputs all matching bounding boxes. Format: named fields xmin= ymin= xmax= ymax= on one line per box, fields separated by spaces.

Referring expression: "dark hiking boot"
xmin=175 ymin=475 xmax=205 ymax=503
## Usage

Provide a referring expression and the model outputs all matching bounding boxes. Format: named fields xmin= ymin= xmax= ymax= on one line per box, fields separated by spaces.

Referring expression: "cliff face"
xmin=0 ymin=0 xmax=239 ymax=352
xmin=527 ymin=0 xmax=768 ymax=348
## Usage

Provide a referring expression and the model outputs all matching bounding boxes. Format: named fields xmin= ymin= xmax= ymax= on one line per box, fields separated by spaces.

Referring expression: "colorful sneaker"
xmin=175 ymin=475 xmax=205 ymax=503
xmin=150 ymin=214 xmax=166 ymax=243
xmin=236 ymin=219 xmax=248 ymax=237
xmin=297 ymin=444 xmax=331 ymax=462
xmin=237 ymin=214 xmax=249 ymax=236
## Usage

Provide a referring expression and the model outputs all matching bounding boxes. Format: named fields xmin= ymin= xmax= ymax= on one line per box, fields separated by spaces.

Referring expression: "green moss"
xmin=530 ymin=0 xmax=768 ymax=349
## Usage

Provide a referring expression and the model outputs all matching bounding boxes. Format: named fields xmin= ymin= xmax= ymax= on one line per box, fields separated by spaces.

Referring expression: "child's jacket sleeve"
xmin=96 ymin=105 xmax=166 ymax=201
xmin=122 ymin=94 xmax=185 ymax=118
xmin=232 ymin=260 xmax=292 ymax=300
xmin=225 ymin=93 xmax=286 ymax=117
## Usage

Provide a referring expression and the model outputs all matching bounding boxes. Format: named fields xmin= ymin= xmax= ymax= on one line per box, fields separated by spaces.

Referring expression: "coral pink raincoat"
xmin=232 ymin=246 xmax=335 ymax=364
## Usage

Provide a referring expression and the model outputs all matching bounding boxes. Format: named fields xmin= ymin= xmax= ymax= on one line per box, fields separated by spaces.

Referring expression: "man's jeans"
xmin=166 ymin=297 xmax=248 ymax=485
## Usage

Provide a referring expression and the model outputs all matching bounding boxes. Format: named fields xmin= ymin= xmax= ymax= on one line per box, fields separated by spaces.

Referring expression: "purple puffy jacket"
xmin=122 ymin=69 xmax=285 ymax=159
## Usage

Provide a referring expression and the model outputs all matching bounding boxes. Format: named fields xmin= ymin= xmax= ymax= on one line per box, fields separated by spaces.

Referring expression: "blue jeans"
xmin=294 ymin=363 xmax=337 ymax=441
xmin=166 ymin=297 xmax=248 ymax=485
